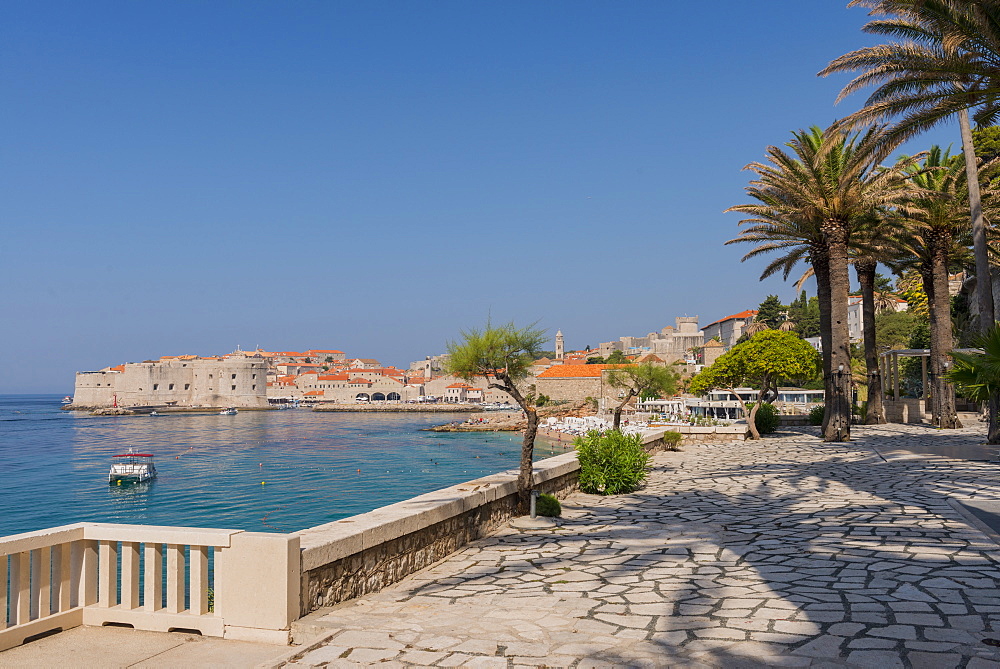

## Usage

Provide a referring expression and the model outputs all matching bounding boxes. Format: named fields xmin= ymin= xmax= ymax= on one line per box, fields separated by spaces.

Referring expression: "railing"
xmin=0 ymin=523 xmax=299 ymax=651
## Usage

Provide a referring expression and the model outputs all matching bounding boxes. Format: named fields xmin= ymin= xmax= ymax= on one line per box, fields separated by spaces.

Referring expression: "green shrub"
xmin=535 ymin=493 xmax=561 ymax=517
xmin=753 ymin=402 xmax=780 ymax=434
xmin=661 ymin=430 xmax=682 ymax=450
xmin=575 ymin=430 xmax=650 ymax=495
xmin=808 ymin=404 xmax=825 ymax=426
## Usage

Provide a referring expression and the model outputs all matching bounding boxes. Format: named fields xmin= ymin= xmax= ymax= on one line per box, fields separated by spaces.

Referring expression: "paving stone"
xmin=282 ymin=425 xmax=1000 ymax=669
xmin=907 ymin=651 xmax=963 ymax=669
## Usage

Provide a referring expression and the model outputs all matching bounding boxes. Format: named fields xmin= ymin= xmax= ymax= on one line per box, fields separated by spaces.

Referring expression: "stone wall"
xmin=885 ymin=398 xmax=926 ymax=424
xmin=295 ymin=452 xmax=580 ymax=614
xmin=534 ymin=376 xmax=603 ymax=402
xmin=642 ymin=426 xmax=747 ymax=449
xmin=72 ymin=356 xmax=270 ymax=408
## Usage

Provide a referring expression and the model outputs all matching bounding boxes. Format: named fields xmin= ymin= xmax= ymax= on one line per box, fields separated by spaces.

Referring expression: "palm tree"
xmin=819 ymin=0 xmax=996 ymax=330
xmin=948 ymin=323 xmax=1000 ymax=404
xmin=727 ymin=124 xmax=915 ymax=441
xmin=887 ymin=146 xmax=978 ymax=427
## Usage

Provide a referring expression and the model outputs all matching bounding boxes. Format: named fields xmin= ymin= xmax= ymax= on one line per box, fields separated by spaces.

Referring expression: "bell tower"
xmin=555 ymin=330 xmax=564 ymax=360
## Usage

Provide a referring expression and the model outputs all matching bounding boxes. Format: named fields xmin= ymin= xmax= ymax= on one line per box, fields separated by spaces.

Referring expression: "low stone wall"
xmin=295 ymin=452 xmax=580 ymax=614
xmin=885 ymin=398 xmax=926 ymax=424
xmin=642 ymin=425 xmax=747 ymax=449
xmin=312 ymin=404 xmax=479 ymax=413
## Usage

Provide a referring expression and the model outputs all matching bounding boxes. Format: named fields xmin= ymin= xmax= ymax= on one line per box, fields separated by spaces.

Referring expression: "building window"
xmin=168 ymin=383 xmax=174 ymax=390
xmin=252 ymin=384 xmax=256 ymax=390
xmin=231 ymin=385 xmax=236 ymax=390
xmin=252 ymin=374 xmax=256 ymax=379
xmin=232 ymin=374 xmax=237 ymax=380
xmin=153 ymin=384 xmax=159 ymax=391
xmin=184 ymin=384 xmax=190 ymax=390
xmin=209 ymin=374 xmax=213 ymax=380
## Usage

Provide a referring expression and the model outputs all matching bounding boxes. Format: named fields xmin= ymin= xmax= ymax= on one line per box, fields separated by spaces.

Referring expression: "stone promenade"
xmin=280 ymin=424 xmax=1000 ymax=668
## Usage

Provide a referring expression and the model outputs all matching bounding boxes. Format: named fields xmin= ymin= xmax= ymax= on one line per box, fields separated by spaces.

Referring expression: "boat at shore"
xmin=61 ymin=396 xmax=72 ymax=404
xmin=219 ymin=407 xmax=238 ymax=415
xmin=108 ymin=448 xmax=157 ymax=485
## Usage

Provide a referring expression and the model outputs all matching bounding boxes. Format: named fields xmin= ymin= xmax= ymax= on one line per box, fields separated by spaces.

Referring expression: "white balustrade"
xmin=0 ymin=523 xmax=299 ymax=651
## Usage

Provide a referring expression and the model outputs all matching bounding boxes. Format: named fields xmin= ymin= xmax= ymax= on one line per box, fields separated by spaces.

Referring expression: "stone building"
xmin=597 ymin=317 xmax=703 ymax=363
xmin=534 ymin=364 xmax=630 ymax=404
xmin=72 ymin=352 xmax=270 ymax=408
xmin=701 ymin=339 xmax=725 ymax=367
xmin=702 ymin=310 xmax=757 ymax=349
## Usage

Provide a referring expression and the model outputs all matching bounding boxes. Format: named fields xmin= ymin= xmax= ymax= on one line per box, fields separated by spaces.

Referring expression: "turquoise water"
xmin=0 ymin=395 xmax=574 ymax=536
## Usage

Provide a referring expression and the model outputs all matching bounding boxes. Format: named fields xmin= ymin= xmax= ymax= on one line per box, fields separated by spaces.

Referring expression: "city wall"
xmin=72 ymin=357 xmax=270 ymax=409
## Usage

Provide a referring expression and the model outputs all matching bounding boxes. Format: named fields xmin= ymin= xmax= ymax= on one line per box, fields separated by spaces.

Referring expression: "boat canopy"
xmin=113 ymin=453 xmax=154 ymax=458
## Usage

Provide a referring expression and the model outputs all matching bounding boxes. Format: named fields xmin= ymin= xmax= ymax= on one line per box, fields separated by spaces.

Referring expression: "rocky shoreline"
xmin=426 ymin=400 xmax=597 ymax=432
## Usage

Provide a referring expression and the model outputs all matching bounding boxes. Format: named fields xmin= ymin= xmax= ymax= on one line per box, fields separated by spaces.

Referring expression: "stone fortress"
xmin=596 ymin=316 xmax=703 ymax=363
xmin=71 ymin=351 xmax=271 ymax=409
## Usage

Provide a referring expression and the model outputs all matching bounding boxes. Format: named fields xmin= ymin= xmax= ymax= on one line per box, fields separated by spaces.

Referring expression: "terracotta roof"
xmin=636 ymin=354 xmax=665 ymax=363
xmin=307 ymin=350 xmax=344 ymax=354
xmin=703 ymin=340 xmax=724 ymax=348
xmin=536 ymin=364 xmax=632 ymax=379
xmin=303 ymin=390 xmax=324 ymax=396
xmin=318 ymin=374 xmax=350 ymax=381
xmin=705 ymin=310 xmax=757 ymax=327
xmin=351 ymin=378 xmax=372 ymax=384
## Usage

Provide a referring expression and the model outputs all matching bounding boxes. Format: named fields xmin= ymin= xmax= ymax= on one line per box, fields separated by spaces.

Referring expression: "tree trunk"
xmin=812 ymin=248 xmax=834 ymax=434
xmin=922 ymin=269 xmax=939 ymax=422
xmin=959 ymin=109 xmax=999 ymax=442
xmin=730 ymin=388 xmax=758 ymax=440
xmin=497 ymin=380 xmax=537 ymax=513
xmin=612 ymin=392 xmax=633 ymax=431
xmin=823 ymin=224 xmax=852 ymax=442
xmin=856 ymin=259 xmax=885 ymax=424
xmin=930 ymin=232 xmax=961 ymax=428
xmin=959 ymin=109 xmax=994 ymax=328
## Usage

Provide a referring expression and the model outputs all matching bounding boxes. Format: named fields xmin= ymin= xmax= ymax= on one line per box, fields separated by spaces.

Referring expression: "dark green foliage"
xmin=754 ymin=402 xmax=780 ymax=434
xmin=899 ymin=322 xmax=930 ymax=396
xmin=605 ymin=350 xmax=630 ymax=364
xmin=661 ymin=430 xmax=682 ymax=450
xmin=756 ymin=295 xmax=786 ymax=329
xmin=787 ymin=291 xmax=821 ymax=338
xmin=575 ymin=430 xmax=650 ymax=495
xmin=586 ymin=356 xmax=606 ymax=364
xmin=875 ymin=310 xmax=919 ymax=351
xmin=948 ymin=325 xmax=1000 ymax=401
xmin=536 ymin=394 xmax=550 ymax=407
xmin=808 ymin=404 xmax=825 ymax=426
xmin=535 ymin=493 xmax=561 ymax=517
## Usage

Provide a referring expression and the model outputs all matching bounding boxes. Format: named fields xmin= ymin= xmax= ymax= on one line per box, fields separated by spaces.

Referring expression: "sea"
xmin=0 ymin=395 xmax=574 ymax=537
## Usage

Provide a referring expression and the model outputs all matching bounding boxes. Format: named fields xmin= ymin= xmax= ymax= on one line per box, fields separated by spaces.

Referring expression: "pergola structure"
xmin=879 ymin=348 xmax=980 ymax=400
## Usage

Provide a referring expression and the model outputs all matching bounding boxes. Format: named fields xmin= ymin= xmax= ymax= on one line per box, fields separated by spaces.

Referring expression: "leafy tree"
xmin=586 ymin=356 xmax=606 ymax=365
xmin=689 ymin=330 xmax=820 ymax=439
xmin=324 ymin=356 xmax=334 ymax=363
xmin=896 ymin=270 xmax=929 ymax=319
xmin=605 ymin=350 xmax=630 ymax=364
xmin=605 ymin=363 xmax=680 ymax=430
xmin=446 ymin=320 xmax=547 ymax=510
xmin=788 ymin=291 xmax=821 ymax=339
xmin=875 ymin=310 xmax=920 ymax=352
xmin=755 ymin=295 xmax=785 ymax=329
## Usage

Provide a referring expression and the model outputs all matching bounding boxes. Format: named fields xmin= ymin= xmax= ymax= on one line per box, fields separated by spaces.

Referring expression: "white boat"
xmin=219 ymin=407 xmax=238 ymax=415
xmin=61 ymin=396 xmax=73 ymax=404
xmin=109 ymin=448 xmax=157 ymax=485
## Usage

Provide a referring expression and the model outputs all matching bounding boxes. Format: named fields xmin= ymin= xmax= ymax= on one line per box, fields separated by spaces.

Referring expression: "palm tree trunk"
xmin=959 ymin=109 xmax=994 ymax=327
xmin=856 ymin=259 xmax=885 ymax=424
xmin=812 ymin=248 xmax=834 ymax=434
xmin=930 ymin=232 xmax=961 ymax=428
xmin=823 ymin=224 xmax=852 ymax=442
xmin=959 ymin=109 xmax=999 ymax=442
xmin=922 ymin=269 xmax=939 ymax=422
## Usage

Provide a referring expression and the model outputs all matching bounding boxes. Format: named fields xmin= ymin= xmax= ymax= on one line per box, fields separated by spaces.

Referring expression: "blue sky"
xmin=1 ymin=1 xmax=961 ymax=392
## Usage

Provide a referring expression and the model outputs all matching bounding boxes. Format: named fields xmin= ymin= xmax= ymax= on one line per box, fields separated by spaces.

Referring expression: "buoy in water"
xmin=261 ymin=481 xmax=266 ymax=485
xmin=117 ymin=480 xmax=121 ymax=485
xmin=357 ymin=469 xmax=361 ymax=473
